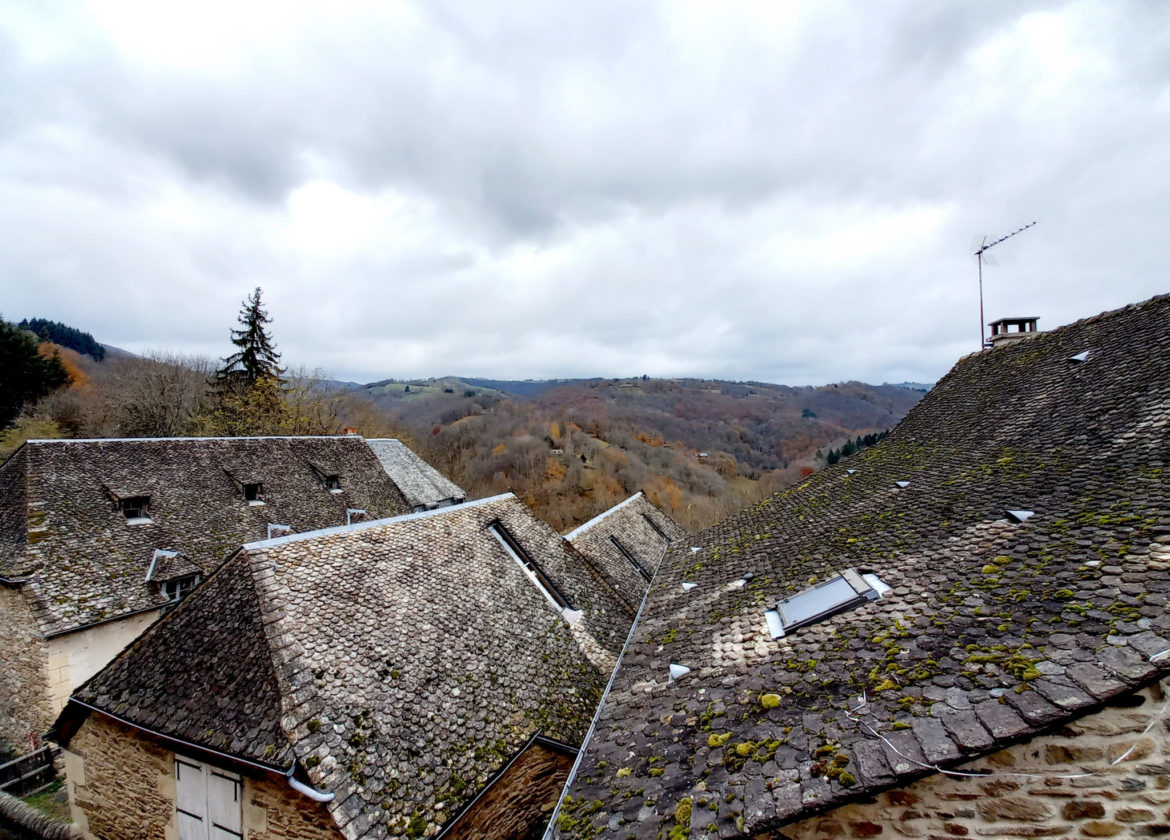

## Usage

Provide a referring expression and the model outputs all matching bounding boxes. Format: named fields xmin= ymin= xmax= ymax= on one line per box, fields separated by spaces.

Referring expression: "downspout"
xmin=286 ymin=766 xmax=335 ymax=803
xmin=542 ymin=573 xmax=657 ymax=839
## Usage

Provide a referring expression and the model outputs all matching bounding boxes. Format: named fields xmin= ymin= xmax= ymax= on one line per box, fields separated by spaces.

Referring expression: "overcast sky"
xmin=2 ymin=1 xmax=1167 ymax=386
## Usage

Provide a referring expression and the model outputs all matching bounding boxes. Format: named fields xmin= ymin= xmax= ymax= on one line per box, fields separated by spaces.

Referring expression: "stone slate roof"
xmin=565 ymin=492 xmax=688 ymax=609
xmin=0 ymin=436 xmax=411 ymax=637
xmin=365 ymin=438 xmax=466 ymax=511
xmin=555 ymin=294 xmax=1170 ymax=839
xmin=65 ymin=493 xmax=633 ymax=840
xmin=143 ymin=549 xmax=201 ymax=583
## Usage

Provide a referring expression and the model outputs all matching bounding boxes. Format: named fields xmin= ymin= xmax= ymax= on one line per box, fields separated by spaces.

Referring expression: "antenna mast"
xmin=975 ymin=220 xmax=1038 ymax=349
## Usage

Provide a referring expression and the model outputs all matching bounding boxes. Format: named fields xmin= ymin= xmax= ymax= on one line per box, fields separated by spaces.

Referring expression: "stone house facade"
xmin=0 ymin=435 xmax=475 ymax=752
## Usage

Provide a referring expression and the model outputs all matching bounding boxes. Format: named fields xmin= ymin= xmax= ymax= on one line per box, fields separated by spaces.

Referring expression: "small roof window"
xmin=894 ymin=481 xmax=910 ymax=489
xmin=244 ymin=483 xmax=264 ymax=505
xmin=326 ymin=475 xmax=342 ymax=492
xmin=610 ymin=535 xmax=651 ymax=582
xmin=121 ymin=496 xmax=151 ymax=524
xmin=490 ymin=520 xmax=574 ymax=613
xmin=766 ymin=569 xmax=888 ymax=639
xmin=641 ymin=513 xmax=668 ymax=540
xmin=1068 ymin=350 xmax=1091 ymax=363
xmin=1005 ymin=509 xmax=1034 ymax=523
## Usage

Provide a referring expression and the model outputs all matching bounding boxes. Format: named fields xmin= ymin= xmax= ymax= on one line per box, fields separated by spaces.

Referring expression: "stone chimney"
xmin=987 ymin=316 xmax=1040 ymax=348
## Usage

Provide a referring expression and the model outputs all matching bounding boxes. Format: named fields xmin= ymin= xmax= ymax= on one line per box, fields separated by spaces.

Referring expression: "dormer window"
xmin=161 ymin=574 xmax=200 ymax=602
xmin=326 ymin=475 xmax=342 ymax=492
xmin=121 ymin=496 xmax=151 ymax=524
xmin=765 ymin=569 xmax=889 ymax=639
xmin=244 ymin=483 xmax=264 ymax=505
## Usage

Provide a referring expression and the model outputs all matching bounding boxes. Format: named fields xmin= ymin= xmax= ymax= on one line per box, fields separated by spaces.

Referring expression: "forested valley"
xmin=1 ymin=312 xmax=926 ymax=532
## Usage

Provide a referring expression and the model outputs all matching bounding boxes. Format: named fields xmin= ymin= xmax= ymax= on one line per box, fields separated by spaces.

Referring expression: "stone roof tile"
xmin=554 ymin=293 xmax=1170 ymax=839
xmin=0 ymin=436 xmax=412 ymax=636
xmin=67 ymin=494 xmax=630 ymax=839
xmin=363 ymin=439 xmax=465 ymax=510
xmin=565 ymin=492 xmax=687 ymax=609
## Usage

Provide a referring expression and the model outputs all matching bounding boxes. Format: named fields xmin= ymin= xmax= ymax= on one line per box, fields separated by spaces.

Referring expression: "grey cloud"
xmin=1 ymin=1 xmax=1168 ymax=387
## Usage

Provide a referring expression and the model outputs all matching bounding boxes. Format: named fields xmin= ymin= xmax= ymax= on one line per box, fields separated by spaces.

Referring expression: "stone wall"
xmin=0 ymin=586 xmax=50 ymax=753
xmin=778 ymin=680 xmax=1170 ymax=840
xmin=63 ymin=713 xmax=337 ymax=840
xmin=445 ymin=743 xmax=575 ymax=840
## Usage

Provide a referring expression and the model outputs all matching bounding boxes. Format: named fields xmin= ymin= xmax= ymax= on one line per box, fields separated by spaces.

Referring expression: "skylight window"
xmin=121 ymin=496 xmax=151 ymax=524
xmin=766 ymin=569 xmax=888 ymax=639
xmin=1005 ymin=509 xmax=1035 ymax=523
xmin=244 ymin=483 xmax=264 ymax=505
xmin=641 ymin=513 xmax=668 ymax=540
xmin=490 ymin=520 xmax=574 ymax=613
xmin=326 ymin=475 xmax=342 ymax=492
xmin=894 ymin=481 xmax=910 ymax=489
xmin=1069 ymin=350 xmax=1091 ymax=363
xmin=610 ymin=536 xmax=651 ymax=582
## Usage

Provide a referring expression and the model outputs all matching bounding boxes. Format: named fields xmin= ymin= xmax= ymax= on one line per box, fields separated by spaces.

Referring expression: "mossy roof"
xmin=0 ymin=435 xmax=414 ymax=636
xmin=66 ymin=493 xmax=633 ymax=840
xmin=555 ymin=293 xmax=1170 ymax=839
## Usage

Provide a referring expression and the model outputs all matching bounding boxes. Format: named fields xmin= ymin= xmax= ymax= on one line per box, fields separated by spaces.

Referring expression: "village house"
xmin=553 ymin=294 xmax=1170 ymax=839
xmin=564 ymin=492 xmax=688 ymax=611
xmin=0 ymin=434 xmax=463 ymax=753
xmin=364 ymin=439 xmax=466 ymax=512
xmin=52 ymin=492 xmax=653 ymax=839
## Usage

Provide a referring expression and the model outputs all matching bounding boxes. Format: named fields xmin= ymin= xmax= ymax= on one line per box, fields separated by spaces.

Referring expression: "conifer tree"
xmin=216 ymin=288 xmax=283 ymax=386
xmin=0 ymin=317 xmax=69 ymax=428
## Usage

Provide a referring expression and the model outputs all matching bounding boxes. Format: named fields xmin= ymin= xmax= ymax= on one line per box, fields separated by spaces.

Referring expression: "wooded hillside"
xmin=349 ymin=376 xmax=923 ymax=531
xmin=1 ymin=315 xmax=925 ymax=533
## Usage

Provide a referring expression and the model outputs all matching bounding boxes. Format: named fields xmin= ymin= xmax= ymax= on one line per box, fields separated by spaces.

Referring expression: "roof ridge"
xmin=564 ymin=492 xmax=645 ymax=539
xmin=242 ymin=492 xmax=513 ymax=550
xmin=243 ymin=548 xmax=333 ymax=787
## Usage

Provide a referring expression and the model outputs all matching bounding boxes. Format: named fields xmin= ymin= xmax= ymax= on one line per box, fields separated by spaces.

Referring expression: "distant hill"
xmin=20 ymin=318 xmax=105 ymax=361
xmin=459 ymin=377 xmax=597 ymax=398
xmin=346 ymin=375 xmax=925 ymax=532
xmin=99 ymin=343 xmax=138 ymax=360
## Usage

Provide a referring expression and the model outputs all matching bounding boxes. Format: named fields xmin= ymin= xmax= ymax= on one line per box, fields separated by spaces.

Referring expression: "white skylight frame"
xmin=766 ymin=568 xmax=888 ymax=639
xmin=489 ymin=520 xmax=577 ymax=619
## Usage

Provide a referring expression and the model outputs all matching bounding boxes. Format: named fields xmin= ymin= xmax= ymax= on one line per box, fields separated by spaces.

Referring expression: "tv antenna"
xmin=973 ymin=220 xmax=1037 ymax=349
